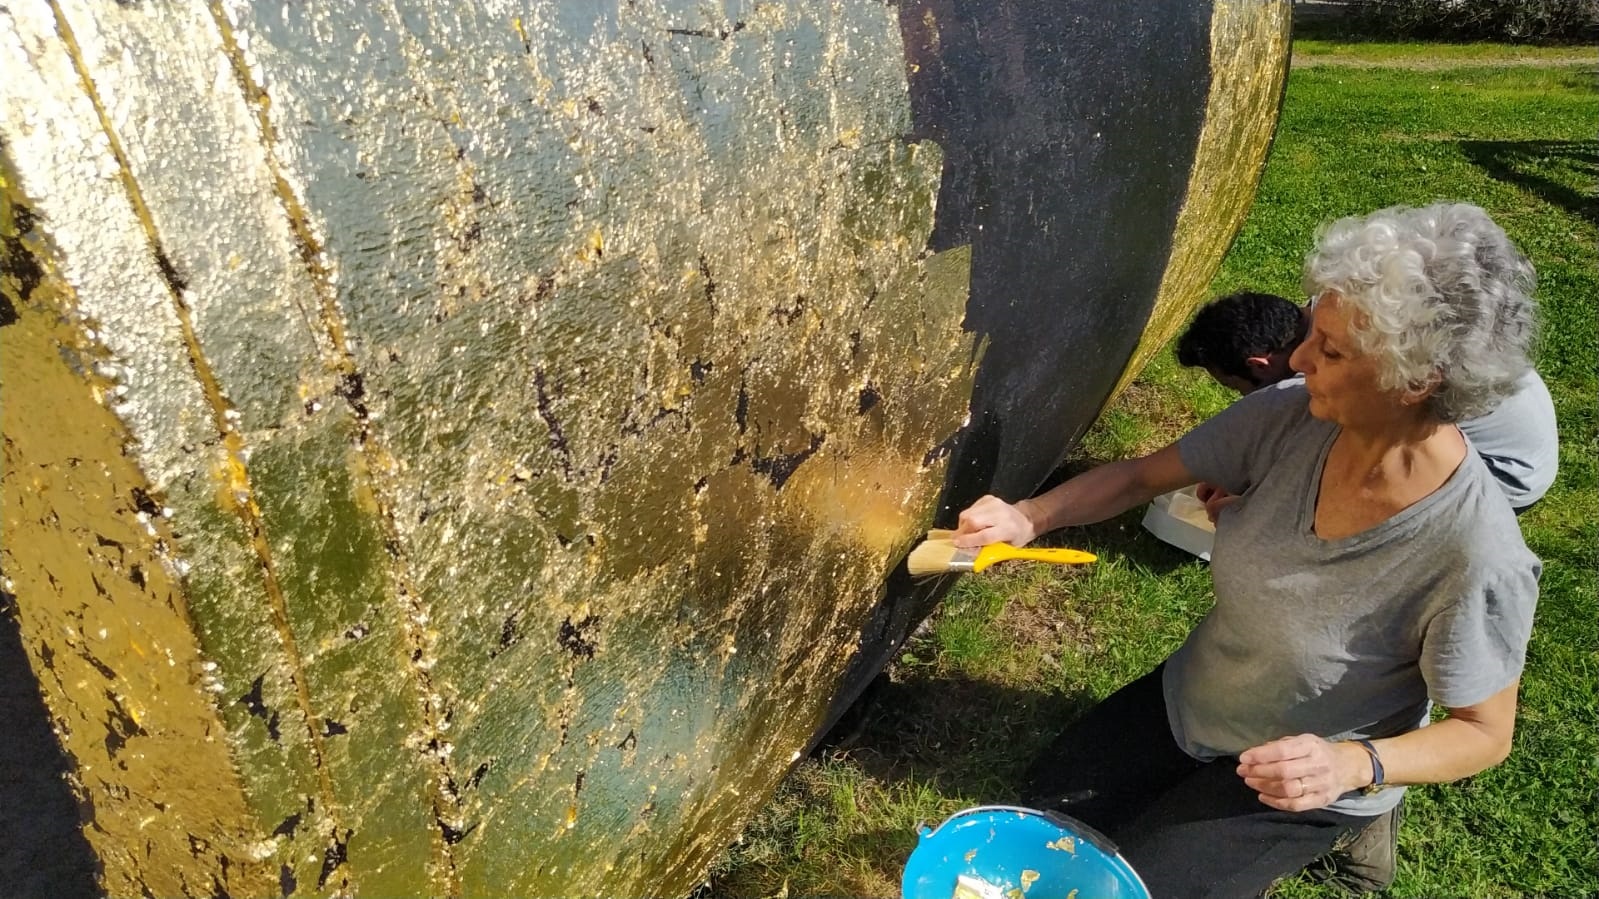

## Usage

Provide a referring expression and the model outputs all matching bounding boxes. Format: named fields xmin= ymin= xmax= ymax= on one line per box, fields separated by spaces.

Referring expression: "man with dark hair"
xmin=1175 ymin=291 xmax=1307 ymax=394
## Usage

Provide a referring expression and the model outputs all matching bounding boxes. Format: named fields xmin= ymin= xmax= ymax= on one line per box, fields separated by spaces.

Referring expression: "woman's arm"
xmin=953 ymin=442 xmax=1197 ymax=548
xmin=1235 ymin=681 xmax=1520 ymax=811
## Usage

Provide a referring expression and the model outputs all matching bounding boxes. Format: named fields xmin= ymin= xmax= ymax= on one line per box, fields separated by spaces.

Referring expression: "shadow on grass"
xmin=1459 ymin=140 xmax=1599 ymax=226
xmin=700 ymin=675 xmax=1097 ymax=899
xmin=820 ymin=671 xmax=1097 ymax=804
xmin=1034 ymin=457 xmax=1210 ymax=578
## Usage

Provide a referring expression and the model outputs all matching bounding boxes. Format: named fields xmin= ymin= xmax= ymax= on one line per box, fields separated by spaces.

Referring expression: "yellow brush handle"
xmin=972 ymin=543 xmax=1097 ymax=573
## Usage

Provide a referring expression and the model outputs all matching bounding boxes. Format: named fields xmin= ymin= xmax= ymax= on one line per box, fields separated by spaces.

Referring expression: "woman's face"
xmin=1289 ymin=291 xmax=1411 ymax=429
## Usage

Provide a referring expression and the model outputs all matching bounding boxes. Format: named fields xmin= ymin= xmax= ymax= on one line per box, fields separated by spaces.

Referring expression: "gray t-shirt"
xmin=1460 ymin=370 xmax=1560 ymax=508
xmin=1169 ymin=382 xmax=1541 ymax=815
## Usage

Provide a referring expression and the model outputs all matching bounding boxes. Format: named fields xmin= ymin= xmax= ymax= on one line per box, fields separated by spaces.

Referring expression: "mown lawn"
xmin=704 ymin=44 xmax=1598 ymax=899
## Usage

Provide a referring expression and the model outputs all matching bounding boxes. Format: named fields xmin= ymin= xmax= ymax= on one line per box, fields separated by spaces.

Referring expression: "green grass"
xmin=705 ymin=44 xmax=1598 ymax=899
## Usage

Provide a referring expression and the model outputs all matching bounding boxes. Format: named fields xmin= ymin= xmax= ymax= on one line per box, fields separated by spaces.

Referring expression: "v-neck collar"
xmin=1298 ymin=426 xmax=1469 ymax=551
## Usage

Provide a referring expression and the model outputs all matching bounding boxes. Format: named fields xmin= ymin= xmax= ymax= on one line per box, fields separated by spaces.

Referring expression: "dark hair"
xmin=1175 ymin=291 xmax=1305 ymax=380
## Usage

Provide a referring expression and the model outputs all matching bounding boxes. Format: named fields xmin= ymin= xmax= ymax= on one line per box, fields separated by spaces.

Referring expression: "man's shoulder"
xmin=1236 ymin=375 xmax=1317 ymax=432
xmin=1457 ymin=368 xmax=1559 ymax=506
xmin=1464 ymin=369 xmax=1556 ymax=430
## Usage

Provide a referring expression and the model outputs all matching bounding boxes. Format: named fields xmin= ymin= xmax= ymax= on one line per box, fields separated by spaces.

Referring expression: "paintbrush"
xmin=906 ymin=532 xmax=1096 ymax=576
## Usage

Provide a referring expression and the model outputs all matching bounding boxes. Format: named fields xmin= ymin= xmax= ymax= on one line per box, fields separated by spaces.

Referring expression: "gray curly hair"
xmin=1301 ymin=202 xmax=1538 ymax=423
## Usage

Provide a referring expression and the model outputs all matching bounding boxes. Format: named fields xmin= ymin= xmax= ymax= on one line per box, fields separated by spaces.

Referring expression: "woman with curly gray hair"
xmin=949 ymin=202 xmax=1543 ymax=897
xmin=1300 ymin=201 xmax=1539 ymax=424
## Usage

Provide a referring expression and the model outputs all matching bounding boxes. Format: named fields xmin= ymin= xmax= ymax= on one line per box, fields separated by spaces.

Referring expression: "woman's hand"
xmin=953 ymin=495 xmax=1038 ymax=548
xmin=1236 ymin=734 xmax=1371 ymax=812
xmin=1194 ymin=481 xmax=1238 ymax=524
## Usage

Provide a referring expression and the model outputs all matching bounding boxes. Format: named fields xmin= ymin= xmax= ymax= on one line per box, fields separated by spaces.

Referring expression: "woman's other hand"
xmin=1194 ymin=481 xmax=1239 ymax=524
xmin=1236 ymin=734 xmax=1371 ymax=812
xmin=953 ymin=495 xmax=1038 ymax=548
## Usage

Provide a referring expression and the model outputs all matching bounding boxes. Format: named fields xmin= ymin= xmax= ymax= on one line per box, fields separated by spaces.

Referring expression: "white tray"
xmin=1141 ymin=485 xmax=1216 ymax=561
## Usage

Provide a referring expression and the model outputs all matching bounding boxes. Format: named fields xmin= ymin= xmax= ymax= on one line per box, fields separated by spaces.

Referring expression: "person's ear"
xmin=1399 ymin=372 xmax=1442 ymax=406
xmin=1267 ymin=348 xmax=1298 ymax=378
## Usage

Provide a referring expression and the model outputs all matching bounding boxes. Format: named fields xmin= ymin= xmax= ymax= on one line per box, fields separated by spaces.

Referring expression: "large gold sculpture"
xmin=1 ymin=1 xmax=1288 ymax=895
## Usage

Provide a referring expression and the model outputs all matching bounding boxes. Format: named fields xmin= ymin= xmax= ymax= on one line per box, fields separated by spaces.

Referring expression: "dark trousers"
xmin=1023 ymin=665 xmax=1370 ymax=899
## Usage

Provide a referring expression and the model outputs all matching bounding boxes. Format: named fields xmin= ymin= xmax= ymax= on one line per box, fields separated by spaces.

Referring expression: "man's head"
xmin=1176 ymin=291 xmax=1307 ymax=393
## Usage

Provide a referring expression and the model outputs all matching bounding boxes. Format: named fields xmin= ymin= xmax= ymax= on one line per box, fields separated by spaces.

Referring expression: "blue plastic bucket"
xmin=901 ymin=805 xmax=1150 ymax=899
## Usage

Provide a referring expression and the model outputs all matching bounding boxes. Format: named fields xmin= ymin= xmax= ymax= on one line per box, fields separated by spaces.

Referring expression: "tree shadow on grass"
xmin=1460 ymin=139 xmax=1599 ymax=226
